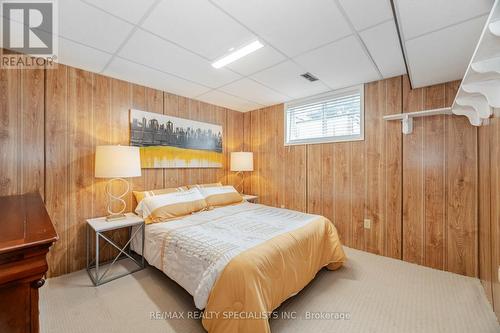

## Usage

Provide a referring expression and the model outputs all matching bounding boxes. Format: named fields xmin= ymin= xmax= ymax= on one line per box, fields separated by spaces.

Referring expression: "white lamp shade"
xmin=230 ymin=152 xmax=254 ymax=172
xmin=95 ymin=145 xmax=142 ymax=178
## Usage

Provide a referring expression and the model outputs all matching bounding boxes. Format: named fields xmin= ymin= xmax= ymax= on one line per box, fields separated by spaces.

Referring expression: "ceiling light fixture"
xmin=212 ymin=40 xmax=264 ymax=69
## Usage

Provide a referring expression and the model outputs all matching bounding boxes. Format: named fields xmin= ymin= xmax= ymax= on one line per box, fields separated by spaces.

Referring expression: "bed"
xmin=131 ymin=199 xmax=346 ymax=333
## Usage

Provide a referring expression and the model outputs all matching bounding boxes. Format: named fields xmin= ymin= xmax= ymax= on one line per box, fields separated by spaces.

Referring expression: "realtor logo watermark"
xmin=1 ymin=0 xmax=58 ymax=68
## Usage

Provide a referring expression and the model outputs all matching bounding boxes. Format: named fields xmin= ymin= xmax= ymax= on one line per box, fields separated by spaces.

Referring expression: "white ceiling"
xmin=28 ymin=0 xmax=495 ymax=110
xmin=393 ymin=0 xmax=494 ymax=88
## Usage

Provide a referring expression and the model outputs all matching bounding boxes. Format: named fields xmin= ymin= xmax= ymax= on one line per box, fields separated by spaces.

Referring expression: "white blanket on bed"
xmin=131 ymin=202 xmax=318 ymax=309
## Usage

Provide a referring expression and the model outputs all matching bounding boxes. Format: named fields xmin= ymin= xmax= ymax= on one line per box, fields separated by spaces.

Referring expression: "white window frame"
xmin=284 ymin=84 xmax=364 ymax=146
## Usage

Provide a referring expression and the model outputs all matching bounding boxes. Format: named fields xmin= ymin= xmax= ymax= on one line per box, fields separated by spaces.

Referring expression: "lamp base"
xmin=105 ymin=178 xmax=129 ymax=222
xmin=105 ymin=213 xmax=126 ymax=222
xmin=235 ymin=171 xmax=244 ymax=193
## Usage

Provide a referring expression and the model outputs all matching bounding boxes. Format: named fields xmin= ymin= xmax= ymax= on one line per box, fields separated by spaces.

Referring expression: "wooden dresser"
xmin=0 ymin=193 xmax=58 ymax=333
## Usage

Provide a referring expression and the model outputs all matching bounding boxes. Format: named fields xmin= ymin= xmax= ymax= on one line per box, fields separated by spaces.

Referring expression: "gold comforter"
xmin=202 ymin=215 xmax=346 ymax=333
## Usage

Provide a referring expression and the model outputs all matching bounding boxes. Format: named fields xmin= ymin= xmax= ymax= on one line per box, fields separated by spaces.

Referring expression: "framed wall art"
xmin=130 ymin=109 xmax=223 ymax=168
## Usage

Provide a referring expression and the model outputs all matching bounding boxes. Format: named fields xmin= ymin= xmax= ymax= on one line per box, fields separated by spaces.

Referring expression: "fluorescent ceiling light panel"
xmin=212 ymin=40 xmax=264 ymax=69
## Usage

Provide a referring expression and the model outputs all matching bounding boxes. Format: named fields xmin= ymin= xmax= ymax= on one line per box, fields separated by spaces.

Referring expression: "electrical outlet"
xmin=363 ymin=219 xmax=371 ymax=229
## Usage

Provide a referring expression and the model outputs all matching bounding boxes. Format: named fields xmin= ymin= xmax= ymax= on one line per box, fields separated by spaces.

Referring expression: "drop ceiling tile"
xmin=103 ymin=57 xmax=211 ymax=97
xmin=225 ymin=46 xmax=285 ymax=76
xmin=395 ymin=0 xmax=493 ymax=40
xmin=219 ymin=78 xmax=289 ymax=105
xmin=142 ymin=0 xmax=256 ymax=60
xmin=211 ymin=0 xmax=352 ymax=57
xmin=82 ymin=0 xmax=157 ymax=24
xmin=405 ymin=16 xmax=486 ymax=88
xmin=251 ymin=61 xmax=330 ymax=99
xmin=294 ymin=36 xmax=380 ymax=90
xmin=196 ymin=90 xmax=262 ymax=112
xmin=118 ymin=29 xmax=241 ymax=88
xmin=360 ymin=20 xmax=406 ymax=78
xmin=59 ymin=0 xmax=134 ymax=53
xmin=57 ymin=38 xmax=113 ymax=73
xmin=338 ymin=0 xmax=393 ymax=31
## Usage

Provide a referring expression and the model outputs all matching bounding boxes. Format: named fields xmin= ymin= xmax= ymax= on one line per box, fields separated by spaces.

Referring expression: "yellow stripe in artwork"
xmin=140 ymin=146 xmax=223 ymax=168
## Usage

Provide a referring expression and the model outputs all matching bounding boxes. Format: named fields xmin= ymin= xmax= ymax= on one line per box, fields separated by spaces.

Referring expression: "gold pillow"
xmin=136 ymin=189 xmax=208 ymax=224
xmin=198 ymin=185 xmax=243 ymax=208
xmin=133 ymin=187 xmax=183 ymax=204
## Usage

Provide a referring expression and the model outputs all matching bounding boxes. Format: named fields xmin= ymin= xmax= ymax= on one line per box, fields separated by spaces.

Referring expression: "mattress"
xmin=131 ymin=202 xmax=346 ymax=333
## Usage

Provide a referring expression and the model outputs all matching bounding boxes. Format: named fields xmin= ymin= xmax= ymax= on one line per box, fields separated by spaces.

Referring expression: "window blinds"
xmin=285 ymin=86 xmax=363 ymax=145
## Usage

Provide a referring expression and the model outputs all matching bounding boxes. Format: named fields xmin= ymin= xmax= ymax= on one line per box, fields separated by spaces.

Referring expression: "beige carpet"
xmin=40 ymin=247 xmax=499 ymax=333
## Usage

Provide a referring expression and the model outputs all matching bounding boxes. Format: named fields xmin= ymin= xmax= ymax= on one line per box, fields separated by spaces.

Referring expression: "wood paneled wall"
xmin=478 ymin=109 xmax=500 ymax=316
xmin=0 ymin=64 xmax=484 ymax=281
xmin=243 ymin=75 xmax=479 ymax=277
xmin=402 ymin=78 xmax=478 ymax=276
xmin=0 ymin=63 xmax=244 ymax=277
xmin=0 ymin=68 xmax=44 ymax=197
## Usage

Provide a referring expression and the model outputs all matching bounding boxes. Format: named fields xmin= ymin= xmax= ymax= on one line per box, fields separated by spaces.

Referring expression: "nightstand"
xmin=86 ymin=213 xmax=145 ymax=286
xmin=242 ymin=194 xmax=258 ymax=203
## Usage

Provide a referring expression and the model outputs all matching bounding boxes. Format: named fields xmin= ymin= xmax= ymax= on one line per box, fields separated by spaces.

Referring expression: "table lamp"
xmin=95 ymin=145 xmax=142 ymax=221
xmin=230 ymin=152 xmax=253 ymax=193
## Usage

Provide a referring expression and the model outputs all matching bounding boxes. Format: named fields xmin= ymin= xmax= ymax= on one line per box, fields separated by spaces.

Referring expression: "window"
xmin=285 ymin=85 xmax=364 ymax=145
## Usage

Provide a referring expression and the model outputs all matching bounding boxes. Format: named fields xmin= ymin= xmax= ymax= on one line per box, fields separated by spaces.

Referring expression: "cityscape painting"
xmin=130 ymin=109 xmax=223 ymax=168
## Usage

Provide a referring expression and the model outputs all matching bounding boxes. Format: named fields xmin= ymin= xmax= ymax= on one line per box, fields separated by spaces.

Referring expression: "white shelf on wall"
xmin=383 ymin=108 xmax=453 ymax=134
xmin=490 ymin=20 xmax=500 ymax=37
xmin=384 ymin=0 xmax=499 ymax=133
xmin=467 ymin=57 xmax=500 ymax=82
xmin=475 ymin=23 xmax=500 ymax=62
xmin=455 ymin=92 xmax=491 ymax=126
xmin=452 ymin=105 xmax=483 ymax=127
xmin=382 ymin=108 xmax=453 ymax=121
xmin=461 ymin=80 xmax=500 ymax=108
xmin=451 ymin=0 xmax=500 ymax=126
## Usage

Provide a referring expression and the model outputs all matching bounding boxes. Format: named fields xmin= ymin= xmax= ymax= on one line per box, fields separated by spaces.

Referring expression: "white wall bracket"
xmin=401 ymin=115 xmax=413 ymax=135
